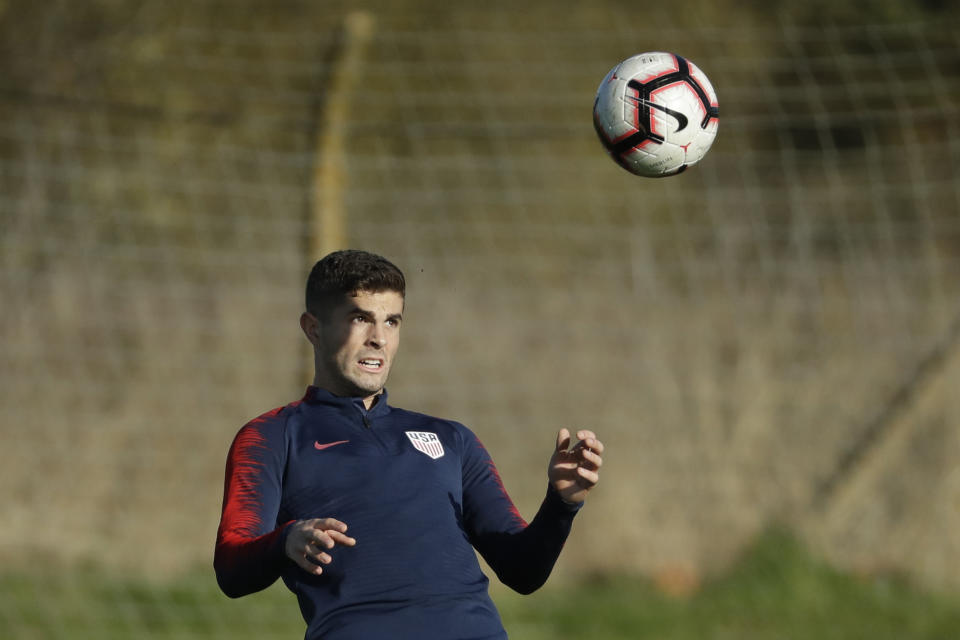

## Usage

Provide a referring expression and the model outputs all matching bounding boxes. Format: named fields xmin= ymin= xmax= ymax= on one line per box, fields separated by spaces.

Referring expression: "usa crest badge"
xmin=405 ymin=431 xmax=444 ymax=459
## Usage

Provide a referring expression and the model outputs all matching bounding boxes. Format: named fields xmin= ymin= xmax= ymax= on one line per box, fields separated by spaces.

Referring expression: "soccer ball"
xmin=593 ymin=52 xmax=719 ymax=177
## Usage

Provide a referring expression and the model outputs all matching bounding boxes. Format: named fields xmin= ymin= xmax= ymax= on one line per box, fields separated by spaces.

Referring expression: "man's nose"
xmin=367 ymin=323 xmax=385 ymax=348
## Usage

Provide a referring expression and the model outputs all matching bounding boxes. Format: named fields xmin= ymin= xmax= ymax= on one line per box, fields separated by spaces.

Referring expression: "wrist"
xmin=547 ymin=483 xmax=584 ymax=510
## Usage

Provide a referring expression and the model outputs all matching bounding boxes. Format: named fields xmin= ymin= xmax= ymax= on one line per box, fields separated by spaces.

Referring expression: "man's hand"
xmin=548 ymin=429 xmax=604 ymax=505
xmin=284 ymin=518 xmax=357 ymax=575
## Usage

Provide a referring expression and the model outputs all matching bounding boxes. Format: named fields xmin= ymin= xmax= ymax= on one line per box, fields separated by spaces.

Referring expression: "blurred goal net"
xmin=1 ymin=1 xmax=959 ymax=636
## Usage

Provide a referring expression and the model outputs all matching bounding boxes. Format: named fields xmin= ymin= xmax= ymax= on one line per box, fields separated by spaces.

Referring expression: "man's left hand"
xmin=548 ymin=428 xmax=604 ymax=505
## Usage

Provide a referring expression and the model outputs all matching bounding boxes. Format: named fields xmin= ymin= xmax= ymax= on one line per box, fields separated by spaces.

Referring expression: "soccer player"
xmin=214 ymin=249 xmax=604 ymax=639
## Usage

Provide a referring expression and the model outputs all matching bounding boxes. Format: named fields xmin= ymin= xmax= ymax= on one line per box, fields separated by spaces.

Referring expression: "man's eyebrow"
xmin=345 ymin=307 xmax=402 ymax=322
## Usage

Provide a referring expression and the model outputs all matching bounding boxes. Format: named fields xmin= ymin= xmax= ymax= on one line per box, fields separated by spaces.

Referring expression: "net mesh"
xmin=1 ymin=1 xmax=959 ymax=636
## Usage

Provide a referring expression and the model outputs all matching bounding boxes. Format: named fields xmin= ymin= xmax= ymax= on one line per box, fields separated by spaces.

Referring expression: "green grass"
xmin=496 ymin=530 xmax=960 ymax=640
xmin=3 ymin=531 xmax=959 ymax=639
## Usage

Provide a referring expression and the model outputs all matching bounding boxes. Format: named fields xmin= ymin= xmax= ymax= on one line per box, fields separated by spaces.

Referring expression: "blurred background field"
xmin=1 ymin=0 xmax=959 ymax=637
xmin=5 ymin=531 xmax=960 ymax=639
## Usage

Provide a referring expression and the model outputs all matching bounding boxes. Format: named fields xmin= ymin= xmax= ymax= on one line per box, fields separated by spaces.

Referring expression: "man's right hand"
xmin=284 ymin=518 xmax=356 ymax=575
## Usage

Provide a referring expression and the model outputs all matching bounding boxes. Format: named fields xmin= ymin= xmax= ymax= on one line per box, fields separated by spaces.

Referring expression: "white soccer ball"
xmin=593 ymin=52 xmax=719 ymax=177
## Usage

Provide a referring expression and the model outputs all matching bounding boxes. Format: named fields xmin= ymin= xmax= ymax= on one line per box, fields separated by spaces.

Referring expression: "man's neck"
xmin=362 ymin=392 xmax=382 ymax=411
xmin=310 ymin=379 xmax=383 ymax=411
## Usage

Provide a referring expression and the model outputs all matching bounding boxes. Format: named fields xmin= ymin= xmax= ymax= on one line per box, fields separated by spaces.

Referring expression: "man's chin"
xmin=350 ymin=377 xmax=388 ymax=398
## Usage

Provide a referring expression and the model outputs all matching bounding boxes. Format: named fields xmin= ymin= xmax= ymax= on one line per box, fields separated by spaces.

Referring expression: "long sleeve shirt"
xmin=214 ymin=386 xmax=581 ymax=640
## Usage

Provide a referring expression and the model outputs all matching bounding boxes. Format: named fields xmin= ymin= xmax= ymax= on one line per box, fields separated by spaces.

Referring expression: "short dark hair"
xmin=305 ymin=250 xmax=406 ymax=317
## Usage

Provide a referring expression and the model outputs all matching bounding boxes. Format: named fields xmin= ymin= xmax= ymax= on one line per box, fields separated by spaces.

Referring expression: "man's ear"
xmin=300 ymin=312 xmax=320 ymax=346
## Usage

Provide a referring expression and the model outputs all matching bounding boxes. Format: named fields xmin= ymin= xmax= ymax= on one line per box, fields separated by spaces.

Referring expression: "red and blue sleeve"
xmin=460 ymin=429 xmax=581 ymax=595
xmin=214 ymin=408 xmax=292 ymax=598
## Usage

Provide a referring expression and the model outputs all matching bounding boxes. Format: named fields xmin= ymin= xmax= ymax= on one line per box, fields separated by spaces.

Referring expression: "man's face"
xmin=305 ymin=290 xmax=404 ymax=406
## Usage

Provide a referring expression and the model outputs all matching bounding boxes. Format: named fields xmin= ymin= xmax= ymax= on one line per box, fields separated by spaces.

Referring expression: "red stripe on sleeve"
xmin=476 ymin=435 xmax=528 ymax=530
xmin=220 ymin=420 xmax=271 ymax=537
xmin=214 ymin=408 xmax=289 ymax=595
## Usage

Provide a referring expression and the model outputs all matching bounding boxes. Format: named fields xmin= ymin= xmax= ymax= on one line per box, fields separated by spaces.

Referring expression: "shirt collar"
xmin=303 ymin=385 xmax=391 ymax=417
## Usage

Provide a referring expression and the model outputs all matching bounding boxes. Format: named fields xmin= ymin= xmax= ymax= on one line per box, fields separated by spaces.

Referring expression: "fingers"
xmin=557 ymin=430 xmax=604 ymax=468
xmin=576 ymin=465 xmax=600 ymax=487
xmin=557 ymin=429 xmax=604 ymax=455
xmin=307 ymin=519 xmax=356 ymax=548
xmin=548 ymin=428 xmax=604 ymax=503
xmin=302 ymin=540 xmax=333 ymax=573
xmin=314 ymin=517 xmax=349 ymax=534
xmin=573 ymin=432 xmax=604 ymax=467
xmin=326 ymin=529 xmax=357 ymax=547
xmin=578 ymin=442 xmax=603 ymax=465
xmin=285 ymin=518 xmax=356 ymax=575
xmin=575 ymin=430 xmax=604 ymax=455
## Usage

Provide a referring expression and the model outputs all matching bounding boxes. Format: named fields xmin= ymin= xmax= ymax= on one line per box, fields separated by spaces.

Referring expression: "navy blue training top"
xmin=214 ymin=386 xmax=581 ymax=640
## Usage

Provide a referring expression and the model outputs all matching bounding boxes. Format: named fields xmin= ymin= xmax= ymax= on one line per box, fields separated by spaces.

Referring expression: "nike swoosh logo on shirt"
xmin=314 ymin=440 xmax=349 ymax=451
